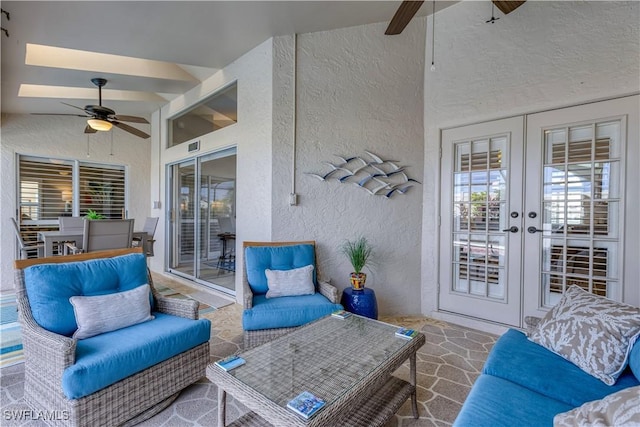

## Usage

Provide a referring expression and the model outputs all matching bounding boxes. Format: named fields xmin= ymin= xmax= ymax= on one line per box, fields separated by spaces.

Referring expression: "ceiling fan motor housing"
xmin=85 ymin=105 xmax=115 ymax=118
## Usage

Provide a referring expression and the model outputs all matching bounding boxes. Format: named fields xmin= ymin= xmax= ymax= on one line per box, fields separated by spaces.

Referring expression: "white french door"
xmin=523 ymin=96 xmax=638 ymax=319
xmin=439 ymin=117 xmax=524 ymax=326
xmin=439 ymin=96 xmax=638 ymax=327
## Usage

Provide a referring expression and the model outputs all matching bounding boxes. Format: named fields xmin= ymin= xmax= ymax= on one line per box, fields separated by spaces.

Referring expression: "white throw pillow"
xmin=529 ymin=285 xmax=640 ymax=385
xmin=554 ymin=386 xmax=640 ymax=427
xmin=265 ymin=265 xmax=315 ymax=298
xmin=70 ymin=284 xmax=154 ymax=339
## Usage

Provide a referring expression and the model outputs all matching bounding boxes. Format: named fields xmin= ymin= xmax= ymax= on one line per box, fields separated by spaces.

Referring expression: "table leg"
xmin=410 ymin=352 xmax=419 ymax=418
xmin=218 ymin=387 xmax=227 ymax=427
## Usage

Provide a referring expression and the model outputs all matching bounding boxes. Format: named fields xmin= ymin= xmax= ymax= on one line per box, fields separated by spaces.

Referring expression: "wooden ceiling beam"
xmin=385 ymin=1 xmax=425 ymax=35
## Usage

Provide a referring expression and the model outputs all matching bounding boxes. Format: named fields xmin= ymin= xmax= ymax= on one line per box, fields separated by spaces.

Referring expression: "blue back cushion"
xmin=630 ymin=338 xmax=640 ymax=381
xmin=484 ymin=329 xmax=639 ymax=407
xmin=24 ymin=253 xmax=149 ymax=337
xmin=245 ymin=244 xmax=316 ymax=294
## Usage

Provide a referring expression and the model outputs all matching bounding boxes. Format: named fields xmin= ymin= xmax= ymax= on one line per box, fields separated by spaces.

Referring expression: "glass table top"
xmin=228 ymin=315 xmax=417 ymax=410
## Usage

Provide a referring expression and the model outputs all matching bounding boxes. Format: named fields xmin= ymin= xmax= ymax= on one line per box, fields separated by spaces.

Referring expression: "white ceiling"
xmin=0 ymin=1 xmax=455 ymax=119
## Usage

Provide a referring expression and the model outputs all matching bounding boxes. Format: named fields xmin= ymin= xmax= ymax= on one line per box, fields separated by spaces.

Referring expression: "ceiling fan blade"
xmin=111 ymin=115 xmax=149 ymax=124
xmin=31 ymin=113 xmax=88 ymax=117
xmin=61 ymin=102 xmax=89 ymax=113
xmin=84 ymin=125 xmax=98 ymax=134
xmin=112 ymin=121 xmax=150 ymax=139
xmin=385 ymin=1 xmax=425 ymax=35
xmin=492 ymin=1 xmax=526 ymax=15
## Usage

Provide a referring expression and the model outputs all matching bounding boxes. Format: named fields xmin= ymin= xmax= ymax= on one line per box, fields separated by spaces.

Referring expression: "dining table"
xmin=37 ymin=230 xmax=84 ymax=257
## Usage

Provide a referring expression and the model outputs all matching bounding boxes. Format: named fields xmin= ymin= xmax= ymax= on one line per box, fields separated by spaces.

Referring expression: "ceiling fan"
xmin=37 ymin=78 xmax=150 ymax=139
xmin=385 ymin=0 xmax=526 ymax=35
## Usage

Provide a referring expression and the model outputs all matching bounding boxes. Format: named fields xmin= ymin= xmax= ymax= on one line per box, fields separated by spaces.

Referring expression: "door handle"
xmin=502 ymin=226 xmax=519 ymax=233
xmin=527 ymin=226 xmax=543 ymax=234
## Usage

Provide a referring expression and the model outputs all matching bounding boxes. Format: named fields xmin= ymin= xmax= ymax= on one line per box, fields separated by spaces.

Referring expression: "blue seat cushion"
xmin=453 ymin=374 xmax=573 ymax=427
xmin=24 ymin=253 xmax=149 ymax=336
xmin=245 ymin=244 xmax=316 ymax=294
xmin=62 ymin=313 xmax=210 ymax=399
xmin=243 ymin=293 xmax=342 ymax=331
xmin=484 ymin=329 xmax=640 ymax=407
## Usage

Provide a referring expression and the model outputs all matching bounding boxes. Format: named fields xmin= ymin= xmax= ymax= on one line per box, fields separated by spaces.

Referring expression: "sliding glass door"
xmin=167 ymin=148 xmax=237 ymax=295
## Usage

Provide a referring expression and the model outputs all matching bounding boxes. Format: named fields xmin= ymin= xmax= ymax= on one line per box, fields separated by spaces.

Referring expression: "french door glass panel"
xmin=540 ymin=123 xmax=621 ymax=306
xmin=523 ymin=97 xmax=636 ymax=317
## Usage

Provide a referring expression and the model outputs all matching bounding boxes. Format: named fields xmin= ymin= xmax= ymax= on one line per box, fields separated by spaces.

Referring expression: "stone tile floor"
xmin=1 ymin=277 xmax=498 ymax=426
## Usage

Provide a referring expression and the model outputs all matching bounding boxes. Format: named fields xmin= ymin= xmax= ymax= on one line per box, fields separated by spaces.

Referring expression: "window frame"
xmin=168 ymin=81 xmax=238 ymax=148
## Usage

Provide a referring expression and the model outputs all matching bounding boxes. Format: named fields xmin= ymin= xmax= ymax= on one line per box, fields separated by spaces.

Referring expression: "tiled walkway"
xmin=0 ymin=280 xmax=498 ymax=426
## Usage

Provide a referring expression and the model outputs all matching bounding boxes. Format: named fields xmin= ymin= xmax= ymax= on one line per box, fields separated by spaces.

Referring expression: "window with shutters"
xmin=16 ymin=155 xmax=126 ymax=243
xmin=79 ymin=163 xmax=126 ymax=219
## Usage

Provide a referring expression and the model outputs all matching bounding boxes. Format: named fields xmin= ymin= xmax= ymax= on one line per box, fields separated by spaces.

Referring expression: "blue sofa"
xmin=14 ymin=248 xmax=211 ymax=427
xmin=454 ymin=329 xmax=640 ymax=426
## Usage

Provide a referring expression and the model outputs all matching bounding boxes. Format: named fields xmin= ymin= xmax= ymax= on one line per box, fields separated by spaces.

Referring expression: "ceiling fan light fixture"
xmin=87 ymin=118 xmax=112 ymax=131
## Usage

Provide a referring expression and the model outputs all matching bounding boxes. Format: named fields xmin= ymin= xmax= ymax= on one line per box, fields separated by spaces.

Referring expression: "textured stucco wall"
xmin=0 ymin=114 xmax=151 ymax=291
xmin=271 ymin=21 xmax=426 ymax=315
xmin=422 ymin=1 xmax=640 ymax=318
xmin=152 ymin=39 xmax=274 ymax=303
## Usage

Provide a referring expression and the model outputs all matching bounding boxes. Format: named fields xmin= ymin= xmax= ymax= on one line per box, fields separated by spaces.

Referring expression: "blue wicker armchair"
xmin=13 ymin=248 xmax=211 ymax=427
xmin=242 ymin=241 xmax=343 ymax=349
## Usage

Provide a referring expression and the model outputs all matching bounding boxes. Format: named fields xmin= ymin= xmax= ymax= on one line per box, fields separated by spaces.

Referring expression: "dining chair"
xmin=66 ymin=219 xmax=134 ymax=254
xmin=11 ymin=218 xmax=44 ymax=259
xmin=58 ymin=216 xmax=85 ymax=254
xmin=59 ymin=216 xmax=85 ymax=233
xmin=132 ymin=217 xmax=159 ymax=256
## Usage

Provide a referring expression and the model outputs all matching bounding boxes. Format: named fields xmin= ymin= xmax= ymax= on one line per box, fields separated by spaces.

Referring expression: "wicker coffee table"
xmin=206 ymin=314 xmax=425 ymax=426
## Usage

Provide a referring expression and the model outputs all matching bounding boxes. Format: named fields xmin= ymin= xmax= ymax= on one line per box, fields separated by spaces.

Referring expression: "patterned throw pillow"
xmin=265 ymin=265 xmax=315 ymax=299
xmin=554 ymin=386 xmax=640 ymax=427
xmin=529 ymin=285 xmax=640 ymax=385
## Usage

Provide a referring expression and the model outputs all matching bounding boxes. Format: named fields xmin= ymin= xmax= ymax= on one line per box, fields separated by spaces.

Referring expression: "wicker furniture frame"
xmin=208 ymin=315 xmax=425 ymax=427
xmin=14 ymin=248 xmax=210 ymax=427
xmin=242 ymin=241 xmax=340 ymax=349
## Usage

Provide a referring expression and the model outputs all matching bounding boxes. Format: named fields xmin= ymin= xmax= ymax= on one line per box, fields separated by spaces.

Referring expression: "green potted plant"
xmin=340 ymin=236 xmax=374 ymax=291
xmin=85 ymin=209 xmax=105 ymax=220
